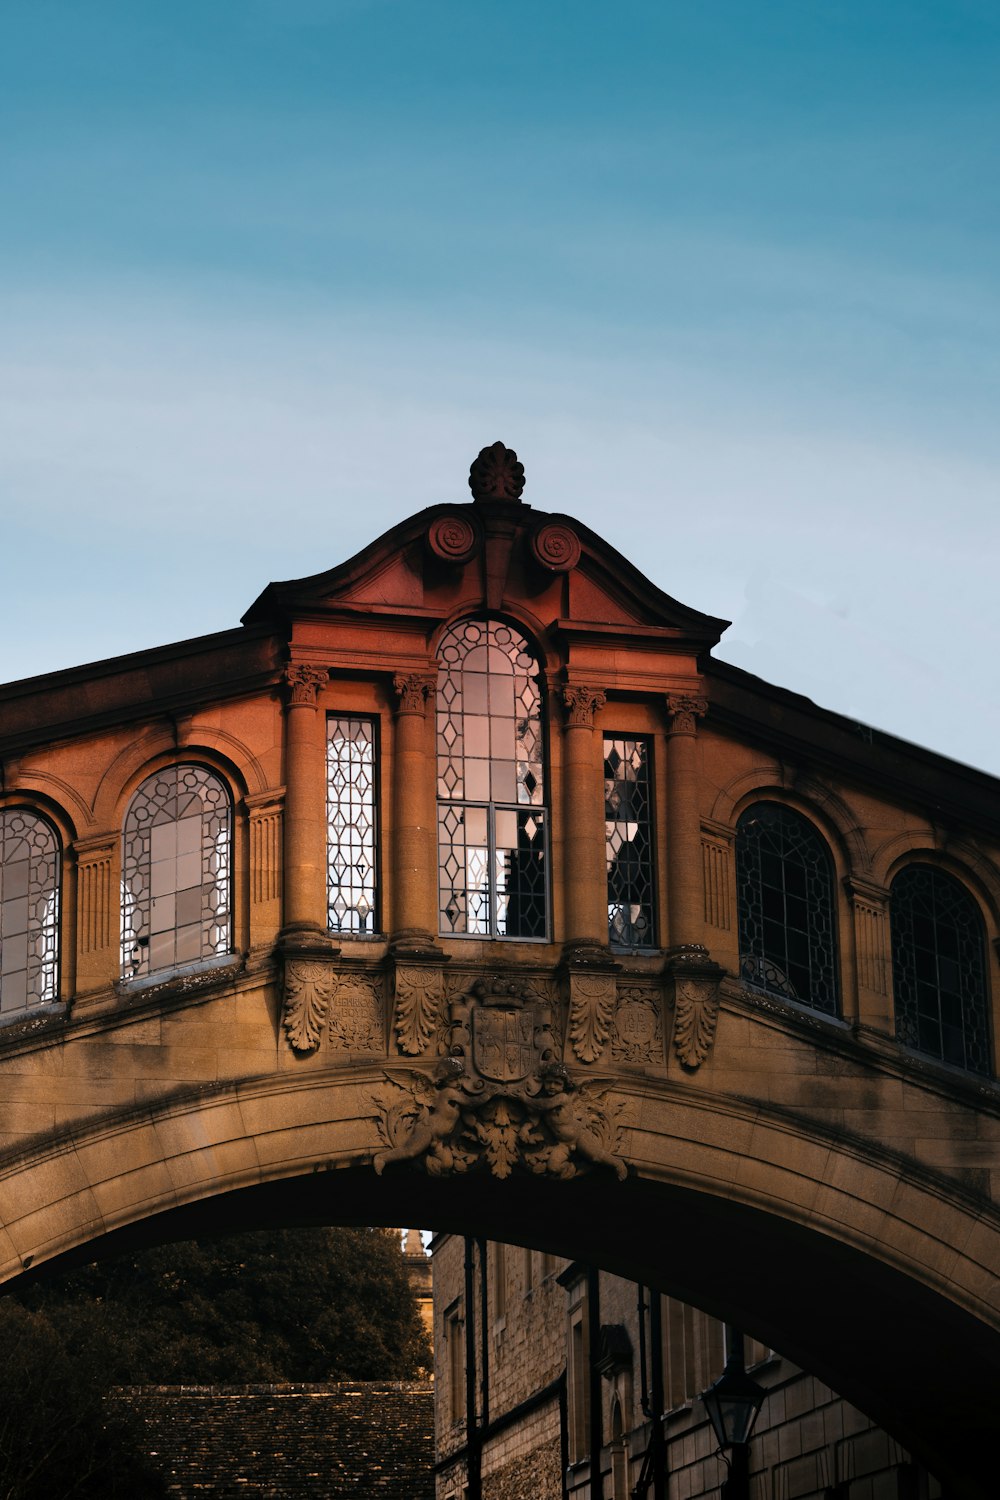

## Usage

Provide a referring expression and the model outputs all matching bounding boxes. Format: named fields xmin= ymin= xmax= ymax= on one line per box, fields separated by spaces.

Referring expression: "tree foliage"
xmin=0 ymin=1226 xmax=431 ymax=1497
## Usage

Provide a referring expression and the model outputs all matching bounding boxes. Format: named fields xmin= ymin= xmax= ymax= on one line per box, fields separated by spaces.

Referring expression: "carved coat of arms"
xmin=372 ymin=976 xmax=626 ymax=1182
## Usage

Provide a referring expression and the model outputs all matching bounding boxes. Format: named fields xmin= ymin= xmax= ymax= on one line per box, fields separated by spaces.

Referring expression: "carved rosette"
xmin=468 ymin=441 xmax=525 ymax=503
xmin=611 ymin=986 xmax=663 ymax=1064
xmin=427 ymin=514 xmax=480 ymax=563
xmin=665 ymin=948 xmax=724 ymax=1070
xmin=665 ymin=694 xmax=708 ymax=736
xmin=562 ymin=685 xmax=607 ymax=728
xmin=567 ymin=971 xmax=616 ymax=1063
xmin=284 ymin=663 xmax=329 ymax=708
xmin=393 ymin=672 xmax=436 ymax=718
xmin=530 ymin=522 xmax=581 ymax=573
xmin=283 ymin=959 xmax=336 ymax=1053
xmin=393 ymin=963 xmax=446 ymax=1055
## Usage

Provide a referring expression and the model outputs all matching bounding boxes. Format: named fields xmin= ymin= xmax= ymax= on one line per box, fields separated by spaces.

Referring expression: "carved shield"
xmin=472 ymin=1005 xmax=535 ymax=1083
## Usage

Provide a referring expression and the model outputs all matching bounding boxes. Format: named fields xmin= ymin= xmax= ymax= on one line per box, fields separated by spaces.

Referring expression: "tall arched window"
xmin=437 ymin=619 xmax=547 ymax=939
xmin=121 ymin=766 xmax=231 ymax=979
xmin=736 ymin=802 xmax=839 ymax=1016
xmin=0 ymin=809 xmax=59 ymax=1014
xmin=891 ymin=864 xmax=991 ymax=1076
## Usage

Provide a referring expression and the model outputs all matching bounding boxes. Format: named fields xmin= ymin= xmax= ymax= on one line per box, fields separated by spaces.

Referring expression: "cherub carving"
xmin=520 ymin=1063 xmax=627 ymax=1180
xmin=373 ymin=1060 xmax=480 ymax=1176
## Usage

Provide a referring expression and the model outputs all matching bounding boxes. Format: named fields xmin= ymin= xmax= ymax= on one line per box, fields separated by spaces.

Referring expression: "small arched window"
xmin=736 ymin=802 xmax=839 ymax=1015
xmin=121 ymin=765 xmax=231 ymax=979
xmin=890 ymin=864 xmax=991 ymax=1076
xmin=0 ymin=809 xmax=59 ymax=1014
xmin=437 ymin=619 xmax=547 ymax=939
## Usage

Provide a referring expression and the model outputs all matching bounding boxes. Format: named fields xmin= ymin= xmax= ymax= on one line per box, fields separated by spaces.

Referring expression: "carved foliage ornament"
xmin=530 ymin=522 xmax=581 ymax=573
xmin=283 ymin=960 xmax=336 ymax=1052
xmin=427 ymin=514 xmax=480 ymax=564
xmin=562 ymin=685 xmax=607 ymax=728
xmin=468 ymin=441 xmax=525 ymax=503
xmin=667 ymin=951 xmax=723 ymax=1069
xmin=373 ymin=979 xmax=626 ymax=1180
xmin=284 ymin=663 xmax=329 ymax=707
xmin=393 ymin=964 xmax=445 ymax=1055
xmin=568 ymin=971 xmax=616 ymax=1063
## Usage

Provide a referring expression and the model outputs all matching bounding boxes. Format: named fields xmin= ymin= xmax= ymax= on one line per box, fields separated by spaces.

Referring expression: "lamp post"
xmin=701 ymin=1329 xmax=765 ymax=1500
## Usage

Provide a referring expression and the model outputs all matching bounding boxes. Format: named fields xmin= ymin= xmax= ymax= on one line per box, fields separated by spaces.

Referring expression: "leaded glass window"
xmin=736 ymin=802 xmax=839 ymax=1015
xmin=891 ymin=864 xmax=991 ymax=1076
xmin=604 ymin=735 xmax=655 ymax=948
xmin=437 ymin=619 xmax=547 ymax=939
xmin=327 ymin=717 xmax=378 ymax=934
xmin=0 ymin=810 xmax=59 ymax=1014
xmin=121 ymin=766 xmax=231 ymax=979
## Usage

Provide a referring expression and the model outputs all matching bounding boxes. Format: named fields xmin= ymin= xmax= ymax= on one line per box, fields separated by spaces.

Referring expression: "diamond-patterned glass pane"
xmin=121 ymin=766 xmax=231 ymax=979
xmin=327 ymin=717 xmax=378 ymax=934
xmin=891 ymin=864 xmax=991 ymax=1076
xmin=604 ymin=735 xmax=655 ymax=949
xmin=0 ymin=810 xmax=59 ymax=1013
xmin=437 ymin=619 xmax=548 ymax=938
xmin=736 ymin=802 xmax=839 ymax=1016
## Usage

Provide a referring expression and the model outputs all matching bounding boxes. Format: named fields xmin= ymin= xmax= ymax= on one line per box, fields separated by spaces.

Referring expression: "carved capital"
xmin=562 ymin=685 xmax=607 ymax=728
xmin=393 ymin=673 xmax=436 ymax=718
xmin=665 ymin=694 xmax=708 ymax=735
xmin=284 ymin=663 xmax=329 ymax=708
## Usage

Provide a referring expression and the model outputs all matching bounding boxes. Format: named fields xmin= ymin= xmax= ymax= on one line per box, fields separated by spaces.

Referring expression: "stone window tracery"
xmin=121 ymin=765 xmax=231 ymax=979
xmin=604 ymin=735 xmax=655 ymax=949
xmin=736 ymin=802 xmax=839 ymax=1016
xmin=327 ymin=716 xmax=378 ymax=934
xmin=436 ymin=619 xmax=548 ymax=939
xmin=0 ymin=809 xmax=59 ymax=1014
xmin=890 ymin=863 xmax=991 ymax=1076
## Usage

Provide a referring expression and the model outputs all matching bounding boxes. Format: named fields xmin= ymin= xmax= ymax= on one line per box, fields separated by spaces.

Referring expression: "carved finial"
xmin=469 ymin=441 xmax=525 ymax=503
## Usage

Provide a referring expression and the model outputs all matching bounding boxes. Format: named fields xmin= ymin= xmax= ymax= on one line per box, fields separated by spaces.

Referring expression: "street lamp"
xmin=701 ymin=1330 xmax=765 ymax=1500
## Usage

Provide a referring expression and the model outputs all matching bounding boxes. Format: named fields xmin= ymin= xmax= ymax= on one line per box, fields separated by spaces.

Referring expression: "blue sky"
xmin=2 ymin=2 xmax=998 ymax=770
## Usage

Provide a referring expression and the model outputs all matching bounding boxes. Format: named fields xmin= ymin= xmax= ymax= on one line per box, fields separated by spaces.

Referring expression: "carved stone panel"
xmin=567 ymin=971 xmax=617 ymax=1063
xmin=329 ymin=976 xmax=384 ymax=1053
xmin=393 ymin=963 xmax=446 ymax=1056
xmin=611 ymin=985 xmax=664 ymax=1064
xmin=283 ymin=958 xmax=336 ymax=1053
xmin=665 ymin=947 xmax=724 ymax=1070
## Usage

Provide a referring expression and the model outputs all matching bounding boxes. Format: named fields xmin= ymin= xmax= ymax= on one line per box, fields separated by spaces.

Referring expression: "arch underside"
xmin=0 ymin=1071 xmax=995 ymax=1498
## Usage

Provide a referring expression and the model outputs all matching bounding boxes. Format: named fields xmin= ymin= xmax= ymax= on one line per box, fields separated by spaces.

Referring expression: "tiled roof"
xmin=111 ymin=1382 xmax=434 ymax=1498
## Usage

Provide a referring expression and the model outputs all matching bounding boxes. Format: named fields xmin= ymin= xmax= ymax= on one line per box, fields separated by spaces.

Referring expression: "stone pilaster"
xmin=246 ymin=789 xmax=284 ymax=949
xmin=845 ymin=876 xmax=892 ymax=1033
xmin=561 ymin=684 xmax=608 ymax=955
xmin=281 ymin=664 xmax=329 ymax=937
xmin=664 ymin=694 xmax=708 ymax=950
xmin=73 ymin=833 xmax=118 ymax=994
xmin=390 ymin=672 xmax=439 ymax=953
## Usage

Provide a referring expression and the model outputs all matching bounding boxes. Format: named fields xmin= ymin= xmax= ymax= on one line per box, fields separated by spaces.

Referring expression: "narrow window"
xmin=891 ymin=864 xmax=991 ymax=1076
xmin=327 ymin=716 xmax=378 ymax=934
xmin=0 ymin=810 xmax=59 ymax=1014
xmin=736 ymin=802 xmax=839 ymax=1015
xmin=569 ymin=1306 xmax=591 ymax=1462
xmin=492 ymin=1241 xmax=507 ymax=1323
xmin=604 ymin=735 xmax=655 ymax=948
xmin=121 ymin=766 xmax=231 ymax=979
xmin=445 ymin=1302 xmax=465 ymax=1425
xmin=437 ymin=619 xmax=547 ymax=939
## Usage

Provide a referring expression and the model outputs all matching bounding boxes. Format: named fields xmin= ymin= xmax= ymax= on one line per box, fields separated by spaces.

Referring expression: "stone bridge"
xmin=1 ymin=454 xmax=998 ymax=1496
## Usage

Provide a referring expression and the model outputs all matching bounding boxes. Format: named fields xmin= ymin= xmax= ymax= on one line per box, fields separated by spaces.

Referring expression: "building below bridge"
xmin=430 ymin=1235 xmax=942 ymax=1500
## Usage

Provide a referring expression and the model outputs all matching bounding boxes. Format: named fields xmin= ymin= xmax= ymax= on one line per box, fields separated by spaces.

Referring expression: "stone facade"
xmin=431 ymin=1237 xmax=942 ymax=1500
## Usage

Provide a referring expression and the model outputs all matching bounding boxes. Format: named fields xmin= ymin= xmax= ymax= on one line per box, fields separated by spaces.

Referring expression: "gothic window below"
xmin=604 ymin=735 xmax=655 ymax=949
xmin=437 ymin=619 xmax=547 ymax=940
xmin=327 ymin=716 xmax=378 ymax=934
xmin=736 ymin=802 xmax=839 ymax=1016
xmin=121 ymin=765 xmax=231 ymax=979
xmin=890 ymin=864 xmax=991 ymax=1076
xmin=0 ymin=809 xmax=59 ymax=1015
